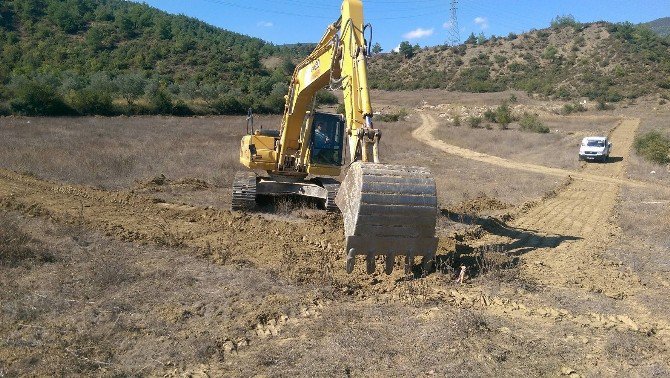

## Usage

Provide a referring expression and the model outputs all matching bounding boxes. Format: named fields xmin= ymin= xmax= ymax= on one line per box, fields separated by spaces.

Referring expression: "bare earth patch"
xmin=1 ymin=92 xmax=669 ymax=375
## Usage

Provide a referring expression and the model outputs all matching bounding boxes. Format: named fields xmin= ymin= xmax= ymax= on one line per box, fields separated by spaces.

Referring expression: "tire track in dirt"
xmin=435 ymin=288 xmax=670 ymax=343
xmin=413 ymin=112 xmax=670 ymax=342
xmin=0 ymin=169 xmax=351 ymax=362
xmin=413 ymin=112 xmax=633 ymax=247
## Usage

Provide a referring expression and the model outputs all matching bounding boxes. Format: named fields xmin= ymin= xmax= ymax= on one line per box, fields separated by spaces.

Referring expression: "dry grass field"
xmin=1 ymin=90 xmax=669 ymax=376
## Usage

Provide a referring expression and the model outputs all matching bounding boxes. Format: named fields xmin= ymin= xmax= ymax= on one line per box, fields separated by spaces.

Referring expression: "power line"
xmin=199 ymin=0 xmax=448 ymax=21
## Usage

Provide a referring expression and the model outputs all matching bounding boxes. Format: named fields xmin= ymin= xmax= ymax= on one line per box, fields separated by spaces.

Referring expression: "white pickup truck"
xmin=579 ymin=136 xmax=612 ymax=163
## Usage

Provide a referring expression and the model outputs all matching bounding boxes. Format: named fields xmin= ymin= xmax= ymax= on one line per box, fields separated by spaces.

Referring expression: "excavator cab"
xmin=309 ymin=112 xmax=345 ymax=167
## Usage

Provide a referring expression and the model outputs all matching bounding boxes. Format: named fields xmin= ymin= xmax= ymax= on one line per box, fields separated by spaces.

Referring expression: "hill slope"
xmin=0 ymin=0 xmax=309 ymax=115
xmin=368 ymin=21 xmax=670 ymax=102
xmin=0 ymin=1 xmax=668 ymax=116
xmin=645 ymin=17 xmax=670 ymax=36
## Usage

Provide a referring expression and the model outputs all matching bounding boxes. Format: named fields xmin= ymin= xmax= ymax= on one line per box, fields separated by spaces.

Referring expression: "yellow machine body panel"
xmin=239 ymin=134 xmax=278 ymax=171
xmin=306 ymin=164 xmax=341 ymax=176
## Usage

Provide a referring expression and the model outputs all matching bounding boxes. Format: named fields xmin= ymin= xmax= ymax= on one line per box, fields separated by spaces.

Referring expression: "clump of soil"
xmin=451 ymin=194 xmax=510 ymax=214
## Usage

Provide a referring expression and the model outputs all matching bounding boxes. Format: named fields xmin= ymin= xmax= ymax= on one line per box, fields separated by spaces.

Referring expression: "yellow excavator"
xmin=233 ymin=0 xmax=438 ymax=274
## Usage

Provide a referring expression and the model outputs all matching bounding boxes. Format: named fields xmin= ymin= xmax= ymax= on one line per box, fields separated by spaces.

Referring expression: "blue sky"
xmin=136 ymin=0 xmax=668 ymax=51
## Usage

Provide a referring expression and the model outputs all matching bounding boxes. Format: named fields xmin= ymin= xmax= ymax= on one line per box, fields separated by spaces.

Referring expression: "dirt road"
xmin=413 ymin=112 xmax=670 ymax=342
xmin=414 ymin=113 xmax=666 ymax=192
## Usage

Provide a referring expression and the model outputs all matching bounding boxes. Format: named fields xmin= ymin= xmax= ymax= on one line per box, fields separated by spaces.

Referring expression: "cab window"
xmin=310 ymin=113 xmax=343 ymax=166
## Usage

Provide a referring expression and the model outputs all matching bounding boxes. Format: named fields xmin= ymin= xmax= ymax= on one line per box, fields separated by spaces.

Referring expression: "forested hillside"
xmin=368 ymin=18 xmax=670 ymax=103
xmin=0 ymin=0 xmax=320 ymax=116
xmin=0 ymin=1 xmax=668 ymax=116
xmin=646 ymin=17 xmax=670 ymax=36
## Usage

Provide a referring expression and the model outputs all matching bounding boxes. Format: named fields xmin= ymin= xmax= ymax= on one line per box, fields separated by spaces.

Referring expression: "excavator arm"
xmin=338 ymin=0 xmax=377 ymax=163
xmin=237 ymin=0 xmax=438 ymax=274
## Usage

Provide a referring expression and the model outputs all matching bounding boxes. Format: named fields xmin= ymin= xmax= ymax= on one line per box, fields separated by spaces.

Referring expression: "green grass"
xmin=634 ymin=131 xmax=670 ymax=165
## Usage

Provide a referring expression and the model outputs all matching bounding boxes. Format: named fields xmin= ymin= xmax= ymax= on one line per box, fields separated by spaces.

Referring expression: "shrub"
xmin=171 ymin=100 xmax=194 ymax=116
xmin=634 ymin=131 xmax=670 ymax=165
xmin=378 ymin=113 xmax=400 ymax=122
xmin=9 ymin=76 xmax=74 ymax=116
xmin=556 ymin=86 xmax=572 ymax=99
xmin=451 ymin=45 xmax=467 ymax=56
xmin=483 ymin=109 xmax=496 ymax=123
xmin=148 ymin=87 xmax=174 ymax=114
xmin=315 ymin=89 xmax=338 ymax=106
xmin=452 ymin=115 xmax=461 ymax=126
xmin=551 ymin=15 xmax=581 ymax=29
xmin=377 ymin=108 xmax=408 ymax=122
xmin=467 ymin=116 xmax=483 ymax=128
xmin=596 ymin=100 xmax=614 ymax=111
xmin=562 ymin=102 xmax=587 ymax=115
xmin=494 ymin=102 xmax=514 ymax=127
xmin=562 ymin=103 xmax=575 ymax=114
xmin=455 ymin=67 xmax=496 ymax=92
xmin=213 ymin=95 xmax=249 ymax=115
xmin=67 ymin=88 xmax=116 ymax=115
xmin=519 ymin=112 xmax=549 ymax=133
xmin=260 ymin=94 xmax=285 ymax=114
xmin=115 ymin=73 xmax=146 ymax=106
xmin=541 ymin=45 xmax=562 ymax=64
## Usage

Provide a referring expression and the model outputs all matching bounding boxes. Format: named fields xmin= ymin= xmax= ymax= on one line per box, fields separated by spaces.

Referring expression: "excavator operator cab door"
xmin=309 ymin=112 xmax=345 ymax=167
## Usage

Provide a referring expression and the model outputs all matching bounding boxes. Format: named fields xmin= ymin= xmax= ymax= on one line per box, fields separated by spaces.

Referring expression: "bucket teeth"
xmin=336 ymin=162 xmax=438 ymax=274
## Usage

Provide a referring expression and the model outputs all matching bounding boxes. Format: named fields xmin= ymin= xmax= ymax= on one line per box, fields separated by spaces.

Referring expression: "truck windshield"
xmin=586 ymin=140 xmax=605 ymax=147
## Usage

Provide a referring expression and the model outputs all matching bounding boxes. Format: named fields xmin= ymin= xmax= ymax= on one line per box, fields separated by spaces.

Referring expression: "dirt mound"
xmin=449 ymin=194 xmax=510 ymax=214
xmin=0 ymin=169 xmax=457 ymax=294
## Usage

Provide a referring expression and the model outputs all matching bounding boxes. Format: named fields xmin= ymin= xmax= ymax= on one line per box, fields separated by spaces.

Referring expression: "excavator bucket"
xmin=336 ymin=162 xmax=438 ymax=275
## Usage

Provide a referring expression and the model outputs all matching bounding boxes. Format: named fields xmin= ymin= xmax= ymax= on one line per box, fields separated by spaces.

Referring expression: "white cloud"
xmin=443 ymin=20 xmax=453 ymax=29
xmin=257 ymin=21 xmax=273 ymax=28
xmin=474 ymin=17 xmax=489 ymax=30
xmin=392 ymin=44 xmax=401 ymax=53
xmin=402 ymin=27 xmax=434 ymax=39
